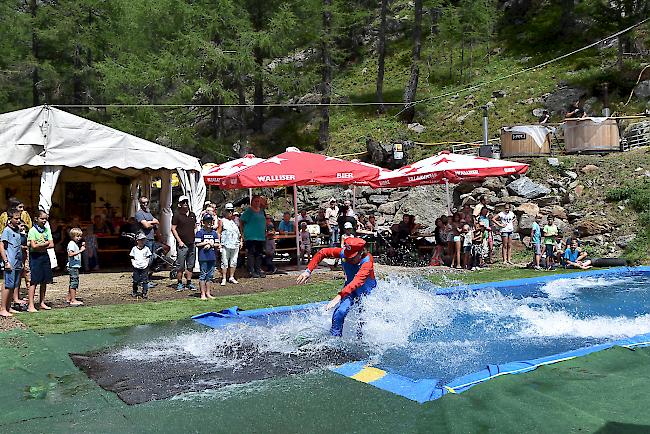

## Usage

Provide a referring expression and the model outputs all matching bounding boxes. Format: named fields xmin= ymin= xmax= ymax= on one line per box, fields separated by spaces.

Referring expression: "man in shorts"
xmin=543 ymin=215 xmax=559 ymax=270
xmin=171 ymin=195 xmax=197 ymax=291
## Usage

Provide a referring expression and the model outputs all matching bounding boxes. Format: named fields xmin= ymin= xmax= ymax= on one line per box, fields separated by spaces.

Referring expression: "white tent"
xmin=0 ymin=105 xmax=206 ymax=249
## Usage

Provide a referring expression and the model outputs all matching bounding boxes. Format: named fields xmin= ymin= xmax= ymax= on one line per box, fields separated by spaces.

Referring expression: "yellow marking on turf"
xmin=350 ymin=366 xmax=386 ymax=383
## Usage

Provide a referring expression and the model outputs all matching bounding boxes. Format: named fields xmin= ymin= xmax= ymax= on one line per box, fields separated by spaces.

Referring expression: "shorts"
xmin=29 ymin=252 xmax=53 ymax=285
xmin=68 ymin=267 xmax=80 ymax=290
xmin=199 ymin=260 xmax=216 ymax=282
xmin=220 ymin=247 xmax=239 ymax=269
xmin=463 ymin=245 xmax=472 ymax=253
xmin=175 ymin=244 xmax=196 ymax=271
xmin=453 ymin=236 xmax=461 ymax=243
xmin=533 ymin=243 xmax=542 ymax=255
xmin=447 ymin=233 xmax=455 ymax=243
xmin=545 ymin=244 xmax=555 ymax=258
xmin=501 ymin=231 xmax=513 ymax=237
xmin=3 ymin=268 xmax=23 ymax=289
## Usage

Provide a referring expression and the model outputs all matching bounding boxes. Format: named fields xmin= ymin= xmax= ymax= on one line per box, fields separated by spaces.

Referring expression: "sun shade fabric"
xmin=0 ymin=106 xmax=201 ymax=171
xmin=371 ymin=151 xmax=529 ymax=188
xmin=218 ymin=148 xmax=381 ymax=189
xmin=202 ymin=154 xmax=264 ymax=185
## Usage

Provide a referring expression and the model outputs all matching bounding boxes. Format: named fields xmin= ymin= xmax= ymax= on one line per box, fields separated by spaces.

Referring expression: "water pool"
xmin=193 ymin=267 xmax=650 ymax=402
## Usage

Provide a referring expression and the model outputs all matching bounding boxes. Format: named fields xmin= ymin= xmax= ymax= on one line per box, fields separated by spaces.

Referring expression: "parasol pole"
xmin=444 ymin=178 xmax=451 ymax=215
xmin=249 ymin=188 xmax=252 ymax=205
xmin=352 ymin=185 xmax=356 ymax=212
xmin=293 ymin=184 xmax=300 ymax=264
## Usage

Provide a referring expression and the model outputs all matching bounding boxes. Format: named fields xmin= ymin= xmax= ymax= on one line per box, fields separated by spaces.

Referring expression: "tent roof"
xmin=0 ymin=105 xmax=201 ymax=171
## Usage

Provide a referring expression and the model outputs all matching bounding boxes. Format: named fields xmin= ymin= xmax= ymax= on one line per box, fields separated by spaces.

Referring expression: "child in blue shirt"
xmin=66 ymin=227 xmax=86 ymax=306
xmin=195 ymin=214 xmax=219 ymax=300
xmin=563 ymin=238 xmax=592 ymax=269
xmin=0 ymin=209 xmax=23 ymax=317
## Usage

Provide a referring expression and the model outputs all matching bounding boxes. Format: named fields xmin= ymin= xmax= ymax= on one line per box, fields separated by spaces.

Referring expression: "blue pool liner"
xmin=193 ymin=266 xmax=650 ymax=403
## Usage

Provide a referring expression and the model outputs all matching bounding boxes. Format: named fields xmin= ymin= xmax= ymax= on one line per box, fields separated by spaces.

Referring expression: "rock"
xmin=481 ymin=177 xmax=505 ymax=191
xmin=454 ymin=182 xmax=482 ymax=196
xmin=502 ymin=196 xmax=528 ymax=206
xmin=470 ymin=187 xmax=492 ymax=197
xmin=461 ymin=196 xmax=478 ymax=206
xmin=540 ymin=205 xmax=568 ymax=220
xmin=499 ymin=188 xmax=510 ymax=198
xmin=623 ymin=120 xmax=650 ymax=148
xmin=368 ymin=194 xmax=389 ymax=205
xmin=568 ymin=180 xmax=579 ymax=189
xmin=543 ymin=86 xmax=586 ymax=115
xmin=582 ymin=235 xmax=605 ymax=245
xmin=388 ymin=190 xmax=409 ymax=201
xmin=492 ymin=90 xmax=506 ymax=98
xmin=564 ymin=170 xmax=578 ymax=180
xmin=581 ymin=164 xmax=599 ymax=174
xmin=393 ymin=185 xmax=453 ymax=229
xmin=516 ymin=202 xmax=540 ymax=216
xmin=633 ymin=80 xmax=650 ymax=99
xmin=575 ymin=185 xmax=584 ymax=197
xmin=536 ymin=195 xmax=561 ymax=207
xmin=366 ymin=138 xmax=415 ymax=169
xmin=532 ymin=108 xmax=545 ymax=117
xmin=575 ymin=218 xmax=611 ymax=237
xmin=522 ymin=236 xmax=531 ymax=246
xmin=615 ymin=234 xmax=636 ymax=249
xmin=506 ymin=176 xmax=551 ymax=199
xmin=357 ymin=203 xmax=378 ymax=213
xmin=376 ymin=202 xmax=397 ymax=215
xmin=456 ymin=110 xmax=475 ymax=124
xmin=518 ymin=213 xmax=537 ymax=232
xmin=407 ymin=123 xmax=426 ymax=134
xmin=547 ymin=157 xmax=560 ymax=167
xmin=262 ymin=117 xmax=286 ymax=135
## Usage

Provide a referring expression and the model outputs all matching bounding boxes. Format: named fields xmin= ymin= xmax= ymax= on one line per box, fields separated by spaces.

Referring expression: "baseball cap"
xmin=136 ymin=232 xmax=147 ymax=240
xmin=178 ymin=195 xmax=190 ymax=204
xmin=343 ymin=237 xmax=366 ymax=258
xmin=225 ymin=203 xmax=234 ymax=210
xmin=202 ymin=214 xmax=214 ymax=222
xmin=344 ymin=222 xmax=353 ymax=229
xmin=329 ymin=198 xmax=336 ymax=203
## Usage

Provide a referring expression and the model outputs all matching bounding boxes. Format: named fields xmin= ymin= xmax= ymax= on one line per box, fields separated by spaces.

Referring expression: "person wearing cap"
xmin=171 ymin=195 xmax=197 ymax=291
xmin=135 ymin=196 xmax=159 ymax=268
xmin=195 ymin=214 xmax=219 ymax=299
xmin=217 ymin=203 xmax=242 ymax=285
xmin=129 ymin=232 xmax=152 ymax=298
xmin=341 ymin=221 xmax=354 ymax=246
xmin=296 ymin=237 xmax=377 ymax=337
xmin=325 ymin=199 xmax=339 ymax=247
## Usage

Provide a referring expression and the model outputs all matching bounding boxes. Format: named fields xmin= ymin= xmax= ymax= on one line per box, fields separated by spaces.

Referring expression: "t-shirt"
xmin=135 ymin=209 xmax=156 ymax=240
xmin=564 ymin=247 xmax=580 ymax=263
xmin=240 ymin=207 xmax=266 ymax=241
xmin=498 ymin=211 xmax=515 ymax=233
xmin=317 ymin=217 xmax=330 ymax=235
xmin=67 ymin=240 xmax=81 ymax=268
xmin=299 ymin=230 xmax=311 ymax=248
xmin=478 ymin=215 xmax=490 ymax=229
xmin=0 ymin=210 xmax=32 ymax=233
xmin=27 ymin=225 xmax=52 ymax=252
xmin=195 ymin=228 xmax=218 ymax=262
xmin=543 ymin=224 xmax=558 ymax=245
xmin=130 ymin=245 xmax=152 ymax=269
xmin=1 ymin=225 xmax=23 ymax=270
xmin=278 ymin=219 xmax=294 ymax=233
xmin=171 ymin=211 xmax=197 ymax=245
xmin=531 ymin=222 xmax=541 ymax=244
xmin=325 ymin=206 xmax=339 ymax=226
xmin=219 ymin=218 xmax=240 ymax=249
xmin=463 ymin=230 xmax=473 ymax=247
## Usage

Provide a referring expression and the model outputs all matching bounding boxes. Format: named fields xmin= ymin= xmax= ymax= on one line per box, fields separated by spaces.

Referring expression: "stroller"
xmin=121 ymin=232 xmax=175 ymax=273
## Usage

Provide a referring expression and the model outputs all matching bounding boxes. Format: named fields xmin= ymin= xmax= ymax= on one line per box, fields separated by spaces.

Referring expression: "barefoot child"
xmin=195 ymin=214 xmax=218 ymax=300
xmin=130 ymin=233 xmax=152 ymax=298
xmin=27 ymin=210 xmax=54 ymax=312
xmin=298 ymin=221 xmax=312 ymax=265
xmin=66 ymin=228 xmax=85 ymax=306
xmin=0 ymin=209 xmax=24 ymax=317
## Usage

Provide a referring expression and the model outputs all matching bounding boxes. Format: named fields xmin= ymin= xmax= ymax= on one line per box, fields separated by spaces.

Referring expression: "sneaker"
xmin=176 ymin=283 xmax=185 ymax=292
xmin=148 ymin=282 xmax=157 ymax=288
xmin=131 ymin=292 xmax=138 ymax=298
xmin=142 ymin=293 xmax=148 ymax=299
xmin=250 ymin=272 xmax=260 ymax=278
xmin=220 ymin=279 xmax=226 ymax=286
xmin=257 ymin=271 xmax=266 ymax=278
xmin=187 ymin=283 xmax=197 ymax=291
xmin=228 ymin=277 xmax=239 ymax=284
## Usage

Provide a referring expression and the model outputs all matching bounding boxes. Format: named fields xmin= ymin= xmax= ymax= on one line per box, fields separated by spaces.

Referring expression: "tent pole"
xmin=352 ymin=185 xmax=356 ymax=212
xmin=444 ymin=178 xmax=451 ymax=215
xmin=293 ymin=184 xmax=299 ymax=265
xmin=249 ymin=188 xmax=253 ymax=205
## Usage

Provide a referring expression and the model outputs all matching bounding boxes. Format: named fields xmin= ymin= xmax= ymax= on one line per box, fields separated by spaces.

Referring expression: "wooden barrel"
xmin=500 ymin=126 xmax=551 ymax=158
xmin=564 ymin=118 xmax=620 ymax=153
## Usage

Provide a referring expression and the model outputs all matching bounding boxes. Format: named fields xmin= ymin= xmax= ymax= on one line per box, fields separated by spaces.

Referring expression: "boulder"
xmin=492 ymin=90 xmax=507 ymax=98
xmin=623 ymin=120 xmax=650 ymax=147
xmin=575 ymin=218 xmax=611 ymax=237
xmin=393 ymin=185 xmax=452 ymax=228
xmin=482 ymin=177 xmax=505 ymax=191
xmin=518 ymin=213 xmax=537 ymax=233
xmin=456 ymin=110 xmax=475 ymax=124
xmin=357 ymin=203 xmax=378 ymax=213
xmin=540 ymin=205 xmax=568 ymax=220
xmin=366 ymin=139 xmax=415 ymax=169
xmin=461 ymin=196 xmax=478 ymax=206
xmin=377 ymin=202 xmax=397 ymax=215
xmin=470 ymin=187 xmax=492 ymax=197
xmin=633 ymin=80 xmax=650 ymax=99
xmin=582 ymin=235 xmax=605 ymax=246
xmin=543 ymin=86 xmax=586 ymax=115
xmin=506 ymin=176 xmax=551 ymax=199
xmin=564 ymin=170 xmax=578 ymax=180
xmin=516 ymin=202 xmax=540 ymax=216
xmin=368 ymin=194 xmax=390 ymax=205
xmin=389 ymin=190 xmax=409 ymax=202
xmin=454 ymin=182 xmax=482 ymax=196
xmin=502 ymin=196 xmax=528 ymax=206
xmin=547 ymin=157 xmax=560 ymax=167
xmin=536 ymin=195 xmax=561 ymax=207
xmin=581 ymin=164 xmax=599 ymax=174
xmin=407 ymin=122 xmax=426 ymax=134
xmin=615 ymin=234 xmax=636 ymax=249
xmin=262 ymin=117 xmax=286 ymax=135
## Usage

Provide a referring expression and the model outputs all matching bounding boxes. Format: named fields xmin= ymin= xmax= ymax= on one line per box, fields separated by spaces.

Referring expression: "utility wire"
xmin=51 ymin=18 xmax=648 ymax=112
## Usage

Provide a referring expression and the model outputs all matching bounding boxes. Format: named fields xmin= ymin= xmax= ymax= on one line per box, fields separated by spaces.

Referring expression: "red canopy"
xmin=219 ymin=147 xmax=381 ymax=189
xmin=370 ymin=151 xmax=529 ymax=188
xmin=203 ymin=154 xmax=264 ymax=185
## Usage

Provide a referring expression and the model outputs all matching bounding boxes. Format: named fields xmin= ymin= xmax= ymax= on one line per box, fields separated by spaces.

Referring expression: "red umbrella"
xmin=370 ymin=151 xmax=528 ymax=188
xmin=219 ymin=147 xmax=381 ymax=189
xmin=203 ymin=154 xmax=264 ymax=185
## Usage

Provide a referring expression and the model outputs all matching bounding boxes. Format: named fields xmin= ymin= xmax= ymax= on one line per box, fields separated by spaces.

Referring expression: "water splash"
xmin=539 ymin=276 xmax=631 ymax=299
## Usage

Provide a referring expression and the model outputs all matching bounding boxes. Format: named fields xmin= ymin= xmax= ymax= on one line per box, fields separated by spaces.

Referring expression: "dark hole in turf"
xmin=71 ymin=344 xmax=358 ymax=405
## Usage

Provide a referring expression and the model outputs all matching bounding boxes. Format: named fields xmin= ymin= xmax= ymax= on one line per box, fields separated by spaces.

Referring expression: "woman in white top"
xmin=217 ymin=203 xmax=242 ymax=286
xmin=492 ymin=203 xmax=516 ymax=265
